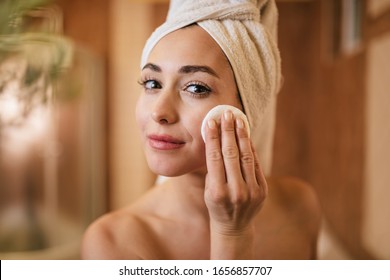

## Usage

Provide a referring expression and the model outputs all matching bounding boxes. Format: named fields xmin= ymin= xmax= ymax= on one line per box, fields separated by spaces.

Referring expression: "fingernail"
xmin=236 ymin=118 xmax=244 ymax=128
xmin=208 ymin=119 xmax=216 ymax=129
xmin=224 ymin=110 xmax=233 ymax=121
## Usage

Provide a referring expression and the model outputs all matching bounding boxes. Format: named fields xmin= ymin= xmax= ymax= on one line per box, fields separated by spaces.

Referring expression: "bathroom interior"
xmin=0 ymin=0 xmax=389 ymax=259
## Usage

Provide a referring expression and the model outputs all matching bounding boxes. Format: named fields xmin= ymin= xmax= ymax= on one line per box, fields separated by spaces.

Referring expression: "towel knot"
xmin=167 ymin=1 xmax=261 ymax=23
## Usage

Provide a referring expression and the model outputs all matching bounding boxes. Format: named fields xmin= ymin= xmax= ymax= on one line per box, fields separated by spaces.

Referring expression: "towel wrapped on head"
xmin=141 ymin=0 xmax=282 ymax=175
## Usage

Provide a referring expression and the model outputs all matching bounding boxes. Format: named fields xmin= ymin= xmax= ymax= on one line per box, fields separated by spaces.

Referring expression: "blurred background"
xmin=0 ymin=0 xmax=389 ymax=259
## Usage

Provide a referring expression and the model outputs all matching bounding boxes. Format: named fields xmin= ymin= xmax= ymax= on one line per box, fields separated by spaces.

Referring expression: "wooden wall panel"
xmin=56 ymin=0 xmax=110 ymax=208
xmin=275 ymin=0 xmax=381 ymax=258
xmin=57 ymin=0 xmax=109 ymax=57
xmin=273 ymin=2 xmax=320 ymax=180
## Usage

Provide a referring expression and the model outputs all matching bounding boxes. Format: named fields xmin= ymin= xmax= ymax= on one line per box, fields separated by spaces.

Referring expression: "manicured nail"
xmin=208 ymin=119 xmax=216 ymax=129
xmin=224 ymin=110 xmax=233 ymax=121
xmin=236 ymin=118 xmax=244 ymax=128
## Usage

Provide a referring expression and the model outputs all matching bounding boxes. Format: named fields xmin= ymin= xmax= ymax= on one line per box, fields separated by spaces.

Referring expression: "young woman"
xmin=81 ymin=0 xmax=321 ymax=260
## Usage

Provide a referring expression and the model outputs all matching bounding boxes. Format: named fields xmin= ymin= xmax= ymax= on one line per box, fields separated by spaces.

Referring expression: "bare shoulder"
xmin=258 ymin=176 xmax=322 ymax=258
xmin=268 ymin=176 xmax=321 ymax=229
xmin=81 ymin=207 xmax=148 ymax=260
xmin=268 ymin=176 xmax=321 ymax=214
xmin=81 ymin=183 xmax=172 ymax=260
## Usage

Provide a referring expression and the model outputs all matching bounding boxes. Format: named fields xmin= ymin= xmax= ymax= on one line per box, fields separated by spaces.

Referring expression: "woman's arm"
xmin=204 ymin=110 xmax=268 ymax=259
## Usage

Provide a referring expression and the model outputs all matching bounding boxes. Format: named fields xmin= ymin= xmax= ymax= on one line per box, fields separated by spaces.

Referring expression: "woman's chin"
xmin=148 ymin=162 xmax=205 ymax=178
xmin=148 ymin=164 xmax=184 ymax=177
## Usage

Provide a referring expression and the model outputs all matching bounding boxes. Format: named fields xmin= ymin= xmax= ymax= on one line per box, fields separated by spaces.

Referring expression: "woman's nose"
xmin=151 ymin=91 xmax=178 ymax=125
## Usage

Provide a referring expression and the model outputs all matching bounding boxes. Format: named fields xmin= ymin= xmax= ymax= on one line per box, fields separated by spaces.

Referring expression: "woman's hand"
xmin=204 ymin=110 xmax=268 ymax=259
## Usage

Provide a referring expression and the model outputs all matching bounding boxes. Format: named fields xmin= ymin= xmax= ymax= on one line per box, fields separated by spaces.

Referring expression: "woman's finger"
xmin=205 ymin=118 xmax=226 ymax=185
xmin=235 ymin=117 xmax=257 ymax=185
xmin=251 ymin=142 xmax=268 ymax=197
xmin=220 ymin=110 xmax=242 ymax=184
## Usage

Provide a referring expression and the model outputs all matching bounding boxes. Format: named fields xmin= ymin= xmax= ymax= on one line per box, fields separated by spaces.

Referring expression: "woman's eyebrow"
xmin=142 ymin=63 xmax=161 ymax=72
xmin=179 ymin=65 xmax=219 ymax=78
xmin=142 ymin=63 xmax=219 ymax=78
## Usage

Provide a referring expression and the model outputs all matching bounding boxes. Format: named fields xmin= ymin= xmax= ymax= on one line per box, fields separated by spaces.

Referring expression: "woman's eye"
xmin=142 ymin=80 xmax=161 ymax=90
xmin=185 ymin=83 xmax=211 ymax=96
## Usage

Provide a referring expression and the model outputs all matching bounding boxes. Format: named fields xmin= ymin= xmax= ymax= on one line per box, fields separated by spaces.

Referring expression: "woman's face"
xmin=136 ymin=25 xmax=241 ymax=177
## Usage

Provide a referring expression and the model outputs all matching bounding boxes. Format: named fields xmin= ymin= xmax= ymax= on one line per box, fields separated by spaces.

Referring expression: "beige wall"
xmin=363 ymin=32 xmax=390 ymax=259
xmin=109 ymin=0 xmax=157 ymax=209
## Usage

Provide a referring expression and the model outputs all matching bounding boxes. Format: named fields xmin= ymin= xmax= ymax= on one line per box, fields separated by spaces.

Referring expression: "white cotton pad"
xmin=201 ymin=105 xmax=250 ymax=142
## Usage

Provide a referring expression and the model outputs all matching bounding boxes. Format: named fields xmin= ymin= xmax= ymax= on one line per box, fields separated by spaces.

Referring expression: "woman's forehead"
xmin=147 ymin=25 xmax=231 ymax=73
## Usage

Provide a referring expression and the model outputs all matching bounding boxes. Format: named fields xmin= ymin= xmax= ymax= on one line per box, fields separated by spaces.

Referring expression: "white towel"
xmin=141 ymin=0 xmax=282 ymax=176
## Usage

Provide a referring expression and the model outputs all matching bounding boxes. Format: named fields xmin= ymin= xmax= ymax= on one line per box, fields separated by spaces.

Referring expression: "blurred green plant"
xmin=0 ymin=0 xmax=74 ymax=126
xmin=0 ymin=0 xmax=54 ymax=34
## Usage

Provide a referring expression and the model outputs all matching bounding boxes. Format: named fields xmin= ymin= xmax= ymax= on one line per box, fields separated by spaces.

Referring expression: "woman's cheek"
xmin=190 ymin=111 xmax=208 ymax=154
xmin=193 ymin=111 xmax=206 ymax=138
xmin=135 ymin=97 xmax=149 ymax=139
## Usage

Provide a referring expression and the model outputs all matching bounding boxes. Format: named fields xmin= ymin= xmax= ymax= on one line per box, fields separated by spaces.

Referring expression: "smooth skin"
xmin=81 ymin=25 xmax=321 ymax=260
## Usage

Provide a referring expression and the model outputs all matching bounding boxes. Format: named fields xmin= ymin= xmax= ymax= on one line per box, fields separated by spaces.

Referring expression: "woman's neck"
xmin=163 ymin=171 xmax=210 ymax=223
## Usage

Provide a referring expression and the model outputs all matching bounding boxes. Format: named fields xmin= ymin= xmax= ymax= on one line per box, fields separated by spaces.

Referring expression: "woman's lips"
xmin=147 ymin=134 xmax=186 ymax=150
